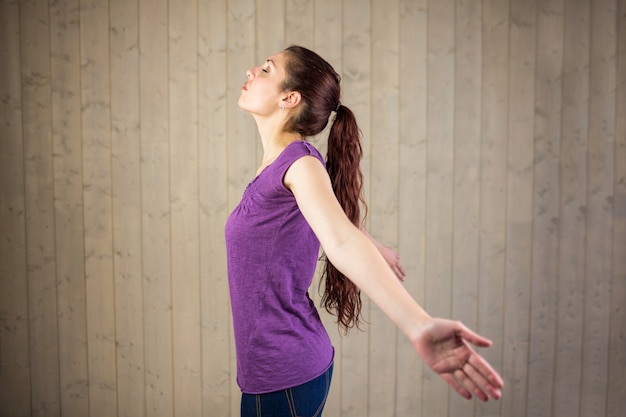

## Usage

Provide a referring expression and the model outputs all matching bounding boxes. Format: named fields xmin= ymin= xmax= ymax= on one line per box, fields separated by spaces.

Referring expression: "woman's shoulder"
xmin=281 ymin=140 xmax=324 ymax=164
xmin=260 ymin=141 xmax=325 ymax=194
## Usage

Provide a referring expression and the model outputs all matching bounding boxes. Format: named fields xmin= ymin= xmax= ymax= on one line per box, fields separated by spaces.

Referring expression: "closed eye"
xmin=262 ymin=58 xmax=274 ymax=74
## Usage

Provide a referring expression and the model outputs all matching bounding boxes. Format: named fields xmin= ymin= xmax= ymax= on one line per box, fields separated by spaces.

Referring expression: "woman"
xmin=225 ymin=45 xmax=503 ymax=417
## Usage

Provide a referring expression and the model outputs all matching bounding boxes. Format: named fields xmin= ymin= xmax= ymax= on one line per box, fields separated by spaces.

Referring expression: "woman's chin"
xmin=237 ymin=97 xmax=251 ymax=112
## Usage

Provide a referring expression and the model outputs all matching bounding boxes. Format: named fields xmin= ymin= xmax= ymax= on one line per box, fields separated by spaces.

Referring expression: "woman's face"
xmin=238 ymin=51 xmax=288 ymax=116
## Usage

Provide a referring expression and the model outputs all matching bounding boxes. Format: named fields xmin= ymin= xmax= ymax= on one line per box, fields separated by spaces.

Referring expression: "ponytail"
xmin=281 ymin=45 xmax=367 ymax=332
xmin=320 ymin=104 xmax=367 ymax=332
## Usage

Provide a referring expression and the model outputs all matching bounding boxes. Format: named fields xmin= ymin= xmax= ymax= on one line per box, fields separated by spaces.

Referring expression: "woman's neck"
xmin=254 ymin=115 xmax=302 ymax=163
xmin=253 ymin=115 xmax=302 ymax=174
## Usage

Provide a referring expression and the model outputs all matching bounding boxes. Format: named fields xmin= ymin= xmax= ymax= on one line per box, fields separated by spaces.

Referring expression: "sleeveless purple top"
xmin=225 ymin=140 xmax=334 ymax=394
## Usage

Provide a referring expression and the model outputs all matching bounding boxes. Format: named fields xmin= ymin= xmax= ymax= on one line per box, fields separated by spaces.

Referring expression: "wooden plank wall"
xmin=1 ymin=1 xmax=624 ymax=416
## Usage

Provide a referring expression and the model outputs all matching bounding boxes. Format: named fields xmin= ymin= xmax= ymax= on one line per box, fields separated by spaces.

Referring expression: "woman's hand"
xmin=412 ymin=318 xmax=504 ymax=401
xmin=374 ymin=240 xmax=406 ymax=281
xmin=362 ymin=229 xmax=406 ymax=281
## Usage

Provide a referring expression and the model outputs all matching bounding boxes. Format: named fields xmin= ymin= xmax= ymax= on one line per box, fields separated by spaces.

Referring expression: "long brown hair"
xmin=282 ymin=45 xmax=366 ymax=331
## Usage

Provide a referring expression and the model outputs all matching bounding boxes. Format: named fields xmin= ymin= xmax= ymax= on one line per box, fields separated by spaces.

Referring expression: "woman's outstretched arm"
xmin=285 ymin=156 xmax=504 ymax=401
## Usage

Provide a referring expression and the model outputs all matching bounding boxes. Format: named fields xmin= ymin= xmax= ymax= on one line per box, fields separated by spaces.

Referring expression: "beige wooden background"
xmin=1 ymin=0 xmax=625 ymax=416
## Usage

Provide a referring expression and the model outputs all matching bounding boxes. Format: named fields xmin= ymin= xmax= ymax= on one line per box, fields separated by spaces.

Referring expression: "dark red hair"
xmin=282 ymin=45 xmax=366 ymax=331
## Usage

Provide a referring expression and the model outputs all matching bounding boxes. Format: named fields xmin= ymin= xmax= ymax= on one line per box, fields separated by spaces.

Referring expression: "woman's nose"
xmin=246 ymin=68 xmax=254 ymax=79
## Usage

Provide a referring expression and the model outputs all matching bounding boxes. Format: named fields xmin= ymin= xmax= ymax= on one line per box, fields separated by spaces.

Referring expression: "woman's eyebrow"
xmin=266 ymin=59 xmax=275 ymax=66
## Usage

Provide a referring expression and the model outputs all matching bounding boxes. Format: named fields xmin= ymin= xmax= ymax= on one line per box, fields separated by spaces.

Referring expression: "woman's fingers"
xmin=460 ymin=360 xmax=495 ymax=401
xmin=457 ymin=323 xmax=493 ymax=348
xmin=467 ymin=354 xmax=504 ymax=394
xmin=395 ymin=261 xmax=406 ymax=280
xmin=455 ymin=325 xmax=504 ymax=391
xmin=447 ymin=357 xmax=501 ymax=401
xmin=416 ymin=318 xmax=504 ymax=401
xmin=441 ymin=373 xmax=472 ymax=400
xmin=394 ymin=262 xmax=406 ymax=281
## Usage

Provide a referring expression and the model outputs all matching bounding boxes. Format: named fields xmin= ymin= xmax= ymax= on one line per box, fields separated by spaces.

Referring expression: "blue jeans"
xmin=240 ymin=364 xmax=333 ymax=417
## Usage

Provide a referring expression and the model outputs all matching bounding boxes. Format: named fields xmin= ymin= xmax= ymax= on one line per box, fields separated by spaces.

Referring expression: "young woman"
xmin=225 ymin=45 xmax=503 ymax=417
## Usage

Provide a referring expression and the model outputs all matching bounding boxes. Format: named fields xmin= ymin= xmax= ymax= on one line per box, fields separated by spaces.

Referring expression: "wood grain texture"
xmin=286 ymin=0 xmax=314 ymax=48
xmin=554 ymin=1 xmax=589 ymax=416
xmin=110 ymin=1 xmax=145 ymax=416
xmin=79 ymin=1 xmax=118 ymax=415
xmin=451 ymin=2 xmax=481 ymax=416
xmin=476 ymin=1 xmax=508 ymax=417
xmin=608 ymin=3 xmax=626 ymax=416
xmin=18 ymin=1 xmax=61 ymax=416
xmin=256 ymin=0 xmax=285 ymax=60
xmin=424 ymin=1 xmax=455 ymax=415
xmin=1 ymin=2 xmax=624 ymax=416
xmin=49 ymin=1 xmax=90 ymax=414
xmin=527 ymin=2 xmax=564 ymax=417
xmin=396 ymin=1 xmax=428 ymax=415
xmin=139 ymin=0 xmax=173 ymax=415
xmin=503 ymin=1 xmax=536 ymax=416
xmin=580 ymin=0 xmax=616 ymax=415
xmin=0 ymin=1 xmax=30 ymax=416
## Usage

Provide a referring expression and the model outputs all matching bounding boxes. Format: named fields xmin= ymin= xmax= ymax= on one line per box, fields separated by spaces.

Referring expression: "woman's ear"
xmin=281 ymin=91 xmax=301 ymax=109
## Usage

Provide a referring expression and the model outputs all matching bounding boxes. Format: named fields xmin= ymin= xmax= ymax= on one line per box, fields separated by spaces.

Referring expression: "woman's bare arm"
xmin=284 ymin=156 xmax=503 ymax=401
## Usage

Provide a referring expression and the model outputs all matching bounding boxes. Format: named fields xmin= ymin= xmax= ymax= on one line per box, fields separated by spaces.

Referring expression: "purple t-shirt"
xmin=225 ymin=140 xmax=334 ymax=394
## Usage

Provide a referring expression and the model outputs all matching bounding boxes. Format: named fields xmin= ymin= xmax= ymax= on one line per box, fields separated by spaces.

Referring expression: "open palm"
xmin=412 ymin=318 xmax=504 ymax=401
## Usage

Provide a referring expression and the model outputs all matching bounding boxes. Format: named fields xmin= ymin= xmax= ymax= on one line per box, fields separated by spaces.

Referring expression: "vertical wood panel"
xmin=49 ymin=0 xmax=90 ymax=414
xmin=451 ymin=1 xmax=481 ymax=416
xmin=198 ymin=0 xmax=231 ymax=415
xmin=369 ymin=1 xmax=399 ymax=416
xmin=80 ymin=1 xmax=117 ymax=414
xmin=139 ymin=0 xmax=173 ymax=415
xmin=424 ymin=1 xmax=455 ymax=415
xmin=109 ymin=0 xmax=145 ymax=416
xmin=555 ymin=1 xmax=589 ymax=416
xmin=19 ymin=1 xmax=61 ymax=416
xmin=608 ymin=3 xmax=626 ymax=416
xmin=256 ymin=0 xmax=285 ymax=64
xmin=528 ymin=1 xmax=564 ymax=416
xmin=503 ymin=1 xmax=536 ymax=416
xmin=477 ymin=1 xmax=508 ymax=416
xmin=340 ymin=1 xmax=371 ymax=414
xmin=580 ymin=0 xmax=616 ymax=415
xmin=0 ymin=1 xmax=30 ymax=415
xmin=286 ymin=0 xmax=314 ymax=51
xmin=19 ymin=3 xmax=59 ymax=414
xmin=313 ymin=0 xmax=342 ymax=67
xmin=285 ymin=0 xmax=313 ymax=48
xmin=169 ymin=1 xmax=202 ymax=415
xmin=396 ymin=1 xmax=428 ymax=415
